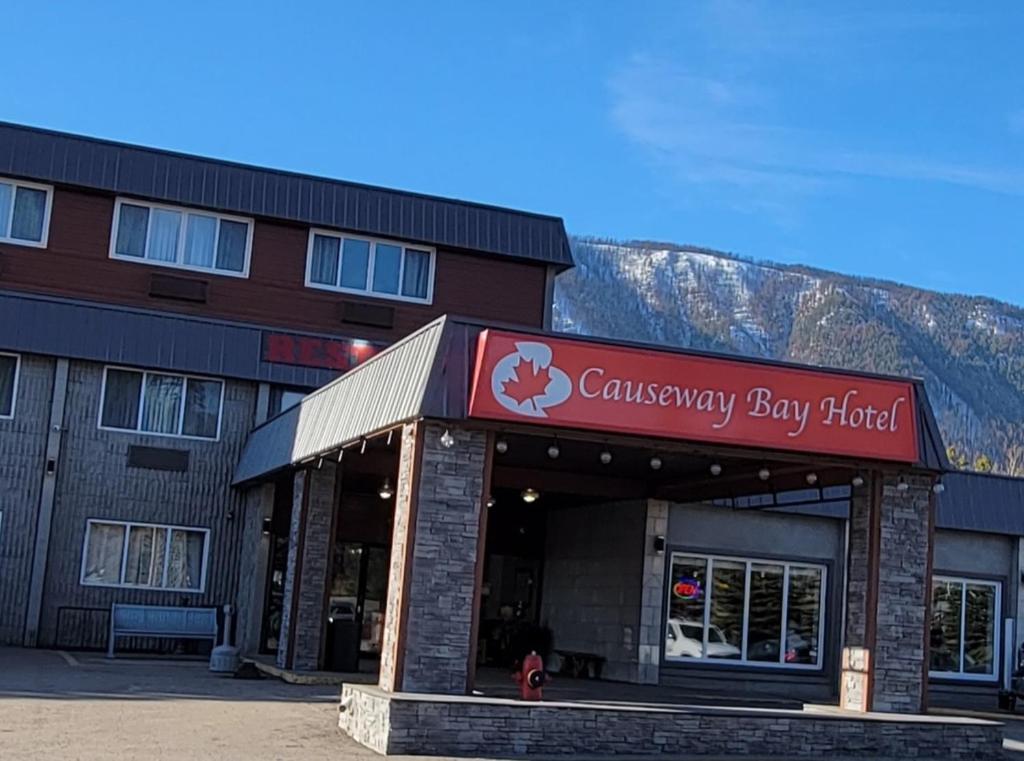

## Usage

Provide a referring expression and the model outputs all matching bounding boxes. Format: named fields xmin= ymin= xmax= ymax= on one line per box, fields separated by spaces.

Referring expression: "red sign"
xmin=468 ymin=330 xmax=919 ymax=463
xmin=673 ymin=579 xmax=702 ymax=600
xmin=263 ymin=333 xmax=379 ymax=372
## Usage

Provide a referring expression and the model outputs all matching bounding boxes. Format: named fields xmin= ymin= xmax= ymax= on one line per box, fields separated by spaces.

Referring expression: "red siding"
xmin=0 ymin=187 xmax=549 ymax=343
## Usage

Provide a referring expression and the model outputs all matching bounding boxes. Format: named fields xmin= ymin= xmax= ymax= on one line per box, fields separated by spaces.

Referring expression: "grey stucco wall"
xmin=662 ymin=501 xmax=845 ymax=702
xmin=0 ymin=354 xmax=54 ymax=644
xmin=540 ymin=500 xmax=645 ymax=682
xmin=37 ymin=360 xmax=256 ymax=648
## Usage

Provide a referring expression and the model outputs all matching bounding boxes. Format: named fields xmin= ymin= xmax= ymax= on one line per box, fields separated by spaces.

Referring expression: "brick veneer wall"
xmin=290 ymin=462 xmax=337 ymax=670
xmin=379 ymin=422 xmax=487 ymax=694
xmin=872 ymin=472 xmax=931 ymax=712
xmin=338 ymin=684 xmax=1002 ymax=759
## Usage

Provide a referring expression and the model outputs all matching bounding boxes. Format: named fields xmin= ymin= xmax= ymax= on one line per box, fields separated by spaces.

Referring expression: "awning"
xmin=233 ymin=315 xmax=949 ymax=486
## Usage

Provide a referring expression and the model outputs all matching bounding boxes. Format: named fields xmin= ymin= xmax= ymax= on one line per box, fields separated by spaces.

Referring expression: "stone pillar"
xmin=379 ymin=422 xmax=487 ymax=694
xmin=637 ymin=499 xmax=668 ymax=685
xmin=276 ymin=463 xmax=338 ymax=670
xmin=237 ymin=483 xmax=275 ymax=655
xmin=841 ymin=472 xmax=932 ymax=713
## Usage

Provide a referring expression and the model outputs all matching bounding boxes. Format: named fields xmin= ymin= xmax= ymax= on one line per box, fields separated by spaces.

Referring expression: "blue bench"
xmin=107 ymin=603 xmax=218 ymax=658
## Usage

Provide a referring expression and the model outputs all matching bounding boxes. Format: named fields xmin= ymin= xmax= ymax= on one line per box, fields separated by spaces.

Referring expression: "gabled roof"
xmin=232 ymin=315 xmax=949 ymax=485
xmin=0 ymin=121 xmax=573 ymax=268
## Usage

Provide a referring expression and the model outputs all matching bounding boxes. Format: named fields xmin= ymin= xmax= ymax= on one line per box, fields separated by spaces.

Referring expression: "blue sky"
xmin=3 ymin=2 xmax=1022 ymax=304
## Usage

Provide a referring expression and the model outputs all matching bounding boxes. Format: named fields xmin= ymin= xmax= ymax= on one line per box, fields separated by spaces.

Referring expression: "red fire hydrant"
xmin=513 ymin=651 xmax=546 ymax=701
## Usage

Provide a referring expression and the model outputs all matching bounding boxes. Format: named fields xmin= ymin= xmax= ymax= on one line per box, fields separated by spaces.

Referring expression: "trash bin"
xmin=326 ymin=618 xmax=360 ymax=672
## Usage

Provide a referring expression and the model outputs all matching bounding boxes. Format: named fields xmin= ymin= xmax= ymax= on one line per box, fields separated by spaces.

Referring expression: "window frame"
xmin=108 ymin=197 xmax=254 ymax=278
xmin=928 ymin=574 xmax=1002 ymax=683
xmin=662 ymin=550 xmax=828 ymax=672
xmin=304 ymin=228 xmax=435 ymax=305
xmin=0 ymin=352 xmax=20 ymax=420
xmin=79 ymin=518 xmax=211 ymax=593
xmin=97 ymin=365 xmax=225 ymax=441
xmin=0 ymin=176 xmax=54 ymax=248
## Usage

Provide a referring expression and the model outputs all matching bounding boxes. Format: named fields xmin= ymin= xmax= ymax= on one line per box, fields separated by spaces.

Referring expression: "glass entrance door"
xmin=328 ymin=542 xmax=390 ymax=668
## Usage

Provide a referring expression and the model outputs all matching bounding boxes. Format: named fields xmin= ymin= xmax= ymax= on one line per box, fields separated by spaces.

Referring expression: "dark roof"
xmin=0 ymin=121 xmax=573 ymax=269
xmin=234 ymin=315 xmax=949 ymax=485
xmin=936 ymin=471 xmax=1024 ymax=536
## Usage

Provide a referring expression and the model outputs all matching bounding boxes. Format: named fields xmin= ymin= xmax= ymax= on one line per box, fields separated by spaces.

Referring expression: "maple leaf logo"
xmin=502 ymin=359 xmax=552 ymax=407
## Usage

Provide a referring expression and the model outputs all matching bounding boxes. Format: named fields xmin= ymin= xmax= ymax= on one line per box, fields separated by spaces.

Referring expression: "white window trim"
xmin=108 ymin=197 xmax=254 ymax=278
xmin=0 ymin=352 xmax=20 ymax=420
xmin=928 ymin=574 xmax=1002 ymax=682
xmin=664 ymin=550 xmax=828 ymax=672
xmin=97 ymin=365 xmax=225 ymax=442
xmin=79 ymin=518 xmax=211 ymax=594
xmin=0 ymin=176 xmax=54 ymax=248
xmin=304 ymin=228 xmax=435 ymax=305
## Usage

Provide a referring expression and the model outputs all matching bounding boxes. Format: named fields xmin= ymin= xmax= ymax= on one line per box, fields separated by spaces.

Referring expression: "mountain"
xmin=552 ymin=237 xmax=1024 ymax=474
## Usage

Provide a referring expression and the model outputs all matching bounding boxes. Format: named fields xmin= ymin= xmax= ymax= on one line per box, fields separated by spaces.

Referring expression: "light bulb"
xmin=495 ymin=439 xmax=508 ymax=454
xmin=851 ymin=474 xmax=865 ymax=488
xmin=520 ymin=488 xmax=540 ymax=504
xmin=486 ymin=495 xmax=496 ymax=508
xmin=896 ymin=477 xmax=910 ymax=492
xmin=378 ymin=478 xmax=394 ymax=500
xmin=709 ymin=463 xmax=722 ymax=476
xmin=599 ymin=450 xmax=613 ymax=465
xmin=933 ymin=481 xmax=945 ymax=494
xmin=439 ymin=428 xmax=455 ymax=448
xmin=806 ymin=472 xmax=818 ymax=485
xmin=547 ymin=443 xmax=560 ymax=459
xmin=649 ymin=456 xmax=663 ymax=471
xmin=758 ymin=467 xmax=771 ymax=481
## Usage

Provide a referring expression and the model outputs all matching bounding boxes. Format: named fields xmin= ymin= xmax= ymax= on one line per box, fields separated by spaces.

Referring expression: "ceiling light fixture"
xmin=547 ymin=441 xmax=560 ymax=459
xmin=378 ymin=478 xmax=394 ymax=500
xmin=851 ymin=474 xmax=865 ymax=488
xmin=758 ymin=467 xmax=771 ymax=481
xmin=599 ymin=450 xmax=613 ymax=465
xmin=709 ymin=463 xmax=722 ymax=476
xmin=806 ymin=472 xmax=818 ymax=485
xmin=495 ymin=439 xmax=509 ymax=454
xmin=520 ymin=488 xmax=540 ymax=504
xmin=649 ymin=456 xmax=663 ymax=471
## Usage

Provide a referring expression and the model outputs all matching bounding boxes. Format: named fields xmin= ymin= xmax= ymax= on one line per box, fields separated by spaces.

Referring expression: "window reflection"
xmin=708 ymin=560 xmax=744 ymax=659
xmin=665 ymin=556 xmax=707 ymax=659
xmin=930 ymin=577 xmax=998 ymax=678
xmin=747 ymin=564 xmax=784 ymax=662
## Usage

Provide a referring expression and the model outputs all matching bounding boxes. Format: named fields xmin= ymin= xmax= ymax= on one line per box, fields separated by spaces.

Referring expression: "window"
xmin=99 ymin=367 xmax=224 ymax=440
xmin=0 ymin=353 xmax=19 ymax=418
xmin=664 ymin=552 xmax=826 ymax=669
xmin=269 ymin=387 xmax=309 ymax=416
xmin=306 ymin=230 xmax=434 ymax=303
xmin=0 ymin=177 xmax=52 ymax=247
xmin=110 ymin=198 xmax=252 ymax=276
xmin=930 ymin=576 xmax=1001 ymax=680
xmin=80 ymin=519 xmax=209 ymax=592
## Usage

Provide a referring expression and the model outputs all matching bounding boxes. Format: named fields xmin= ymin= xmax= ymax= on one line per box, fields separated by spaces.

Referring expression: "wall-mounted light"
xmin=806 ymin=472 xmax=818 ymax=485
xmin=599 ymin=450 xmax=613 ymax=465
xmin=439 ymin=428 xmax=455 ymax=449
xmin=896 ymin=476 xmax=910 ymax=492
xmin=495 ymin=439 xmax=509 ymax=454
xmin=709 ymin=463 xmax=722 ymax=476
xmin=653 ymin=535 xmax=666 ymax=554
xmin=649 ymin=456 xmax=663 ymax=471
xmin=933 ymin=480 xmax=945 ymax=495
xmin=758 ymin=467 xmax=771 ymax=481
xmin=851 ymin=474 xmax=865 ymax=488
xmin=486 ymin=495 xmax=496 ymax=508
xmin=521 ymin=488 xmax=540 ymax=504
xmin=261 ymin=517 xmax=272 ymax=535
xmin=378 ymin=478 xmax=394 ymax=500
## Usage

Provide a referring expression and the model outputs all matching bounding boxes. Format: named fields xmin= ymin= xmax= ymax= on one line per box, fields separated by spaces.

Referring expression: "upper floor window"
xmin=306 ymin=230 xmax=434 ymax=303
xmin=99 ymin=366 xmax=224 ymax=440
xmin=0 ymin=177 xmax=52 ymax=247
xmin=110 ymin=198 xmax=252 ymax=277
xmin=0 ymin=353 xmax=19 ymax=418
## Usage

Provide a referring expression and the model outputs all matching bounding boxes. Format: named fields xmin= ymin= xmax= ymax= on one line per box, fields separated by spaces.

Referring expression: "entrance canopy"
xmin=233 ymin=315 xmax=949 ymax=486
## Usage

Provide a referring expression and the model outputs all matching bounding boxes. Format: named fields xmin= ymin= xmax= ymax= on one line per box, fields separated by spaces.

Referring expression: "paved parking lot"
xmin=0 ymin=647 xmax=374 ymax=760
xmin=3 ymin=646 xmax=1024 ymax=760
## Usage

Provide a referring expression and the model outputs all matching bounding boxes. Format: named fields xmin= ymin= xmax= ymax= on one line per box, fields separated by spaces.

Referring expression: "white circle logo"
xmin=491 ymin=341 xmax=572 ymax=418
